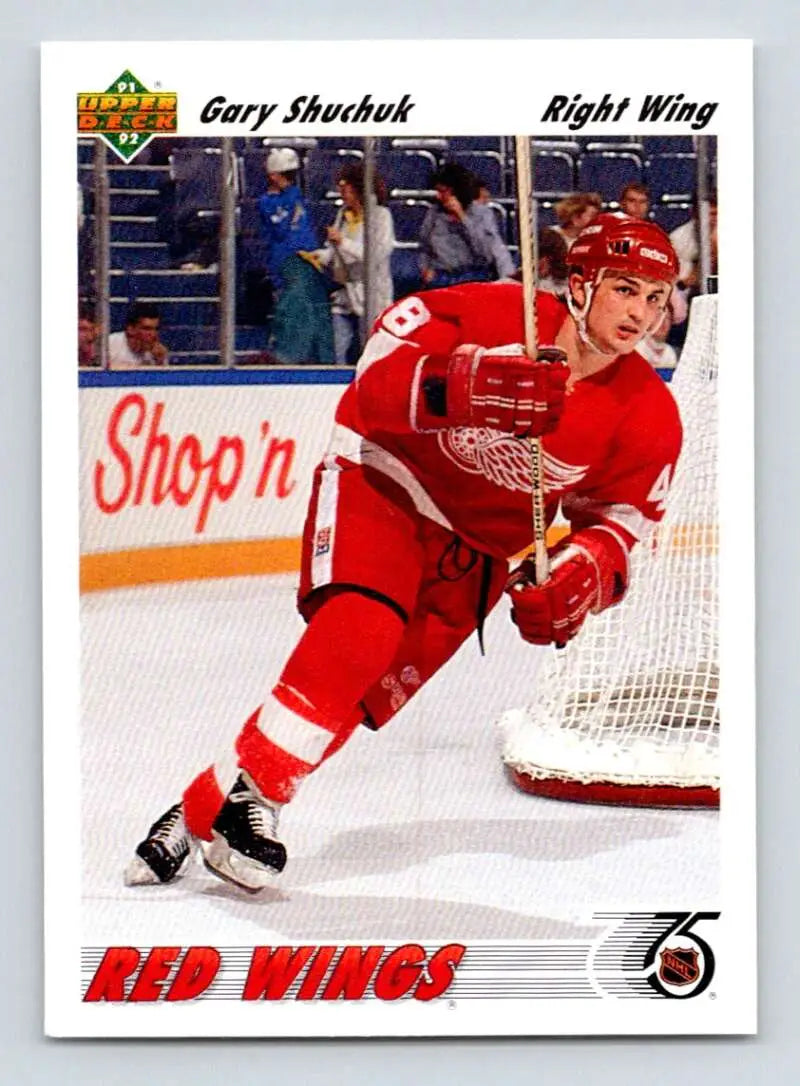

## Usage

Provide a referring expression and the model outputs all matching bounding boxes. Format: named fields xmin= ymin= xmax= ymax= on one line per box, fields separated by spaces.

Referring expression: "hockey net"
xmin=500 ymin=294 xmax=719 ymax=807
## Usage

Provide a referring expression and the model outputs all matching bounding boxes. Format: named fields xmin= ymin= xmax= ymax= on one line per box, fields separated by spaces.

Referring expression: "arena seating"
xmin=646 ymin=153 xmax=698 ymax=201
xmin=79 ymin=134 xmax=715 ymax=366
xmin=577 ymin=151 xmax=645 ymax=202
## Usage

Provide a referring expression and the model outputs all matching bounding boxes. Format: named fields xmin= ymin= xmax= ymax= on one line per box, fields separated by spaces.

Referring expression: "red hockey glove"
xmin=446 ymin=344 xmax=568 ymax=437
xmin=506 ymin=528 xmax=629 ymax=646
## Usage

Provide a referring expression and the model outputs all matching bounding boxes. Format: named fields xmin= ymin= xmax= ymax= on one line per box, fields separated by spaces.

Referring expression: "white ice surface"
xmin=81 ymin=573 xmax=718 ymax=946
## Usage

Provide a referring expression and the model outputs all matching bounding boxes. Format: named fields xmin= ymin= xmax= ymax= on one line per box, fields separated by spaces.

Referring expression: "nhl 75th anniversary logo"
xmin=593 ymin=912 xmax=720 ymax=999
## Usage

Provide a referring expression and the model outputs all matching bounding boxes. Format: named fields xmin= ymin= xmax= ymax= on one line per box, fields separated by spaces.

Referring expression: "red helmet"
xmin=568 ymin=213 xmax=679 ymax=285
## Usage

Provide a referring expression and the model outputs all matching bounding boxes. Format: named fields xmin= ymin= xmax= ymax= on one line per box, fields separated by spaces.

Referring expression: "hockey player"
xmin=125 ymin=214 xmax=682 ymax=893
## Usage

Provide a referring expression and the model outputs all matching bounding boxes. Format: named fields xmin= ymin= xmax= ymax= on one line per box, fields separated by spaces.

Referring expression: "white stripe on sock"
xmin=257 ymin=697 xmax=333 ymax=765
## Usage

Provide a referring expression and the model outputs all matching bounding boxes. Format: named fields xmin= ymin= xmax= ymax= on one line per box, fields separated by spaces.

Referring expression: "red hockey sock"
xmin=237 ymin=591 xmax=405 ymax=803
xmin=280 ymin=590 xmax=406 ymax=723
xmin=183 ymin=764 xmax=227 ymax=841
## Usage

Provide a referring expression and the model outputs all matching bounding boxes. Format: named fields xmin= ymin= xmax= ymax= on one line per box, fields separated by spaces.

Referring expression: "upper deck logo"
xmin=77 ymin=70 xmax=177 ymax=162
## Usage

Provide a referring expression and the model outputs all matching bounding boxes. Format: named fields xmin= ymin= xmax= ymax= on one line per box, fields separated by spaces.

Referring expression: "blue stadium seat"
xmin=584 ymin=141 xmax=644 ymax=156
xmin=314 ymin=136 xmax=368 ymax=151
xmin=646 ymin=154 xmax=697 ymax=200
xmin=107 ymin=166 xmax=170 ymax=190
xmin=577 ymin=152 xmax=643 ymax=202
xmin=304 ymin=148 xmax=363 ymax=200
xmin=109 ymin=189 xmax=161 ymax=217
xmin=168 ymin=353 xmax=223 ymax=367
xmin=447 ymin=136 xmax=504 ymax=153
xmin=109 ymin=217 xmax=160 ymax=243
xmin=486 ymin=201 xmax=509 ymax=243
xmin=166 ymin=326 xmax=267 ymax=352
xmin=110 ymin=242 xmax=171 ymax=270
xmin=171 ymin=147 xmax=224 ymax=214
xmin=127 ymin=270 xmax=218 ymax=298
xmin=652 ymin=202 xmax=692 ymax=233
xmin=641 ymin=136 xmax=695 ymax=156
xmin=389 ymin=199 xmax=432 ymax=244
xmin=390 ymin=137 xmax=447 ymax=156
xmin=450 ymin=151 xmax=504 ymax=196
xmin=242 ymin=150 xmax=269 ymax=197
xmin=236 ymin=199 xmax=268 ymax=272
xmin=78 ymin=139 xmax=101 ymax=164
xmin=538 ymin=203 xmax=559 ymax=229
xmin=391 ymin=247 xmax=423 ymax=298
xmin=533 ymin=150 xmax=575 ymax=195
xmin=382 ymin=149 xmax=439 ymax=195
xmin=507 ymin=200 xmax=559 ymax=247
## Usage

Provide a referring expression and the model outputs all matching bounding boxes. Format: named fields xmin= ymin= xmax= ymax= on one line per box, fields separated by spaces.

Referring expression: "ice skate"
xmin=124 ymin=803 xmax=196 ymax=886
xmin=201 ymin=773 xmax=287 ymax=893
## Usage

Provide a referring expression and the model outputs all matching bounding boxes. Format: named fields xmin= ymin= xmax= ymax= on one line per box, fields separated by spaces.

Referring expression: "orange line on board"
xmin=84 ymin=523 xmax=704 ymax=594
xmin=80 ymin=537 xmax=302 ymax=593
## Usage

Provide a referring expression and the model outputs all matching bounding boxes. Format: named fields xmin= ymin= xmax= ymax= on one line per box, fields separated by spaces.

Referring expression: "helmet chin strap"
xmin=566 ymin=272 xmax=619 ymax=357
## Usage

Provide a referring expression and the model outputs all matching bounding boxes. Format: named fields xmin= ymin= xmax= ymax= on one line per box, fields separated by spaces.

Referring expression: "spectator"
xmin=638 ymin=307 xmax=679 ymax=371
xmin=537 ymin=227 xmax=569 ymax=298
xmin=259 ymin=148 xmax=334 ymax=364
xmin=670 ymin=196 xmax=718 ymax=289
xmin=619 ymin=181 xmax=650 ymax=220
xmin=419 ymin=162 xmax=514 ymax=288
xmin=667 ymin=195 xmax=717 ymax=352
xmin=78 ymin=303 xmax=98 ymax=367
xmin=108 ymin=302 xmax=169 ymax=369
xmin=314 ymin=163 xmax=395 ymax=365
xmin=551 ymin=192 xmax=603 ymax=247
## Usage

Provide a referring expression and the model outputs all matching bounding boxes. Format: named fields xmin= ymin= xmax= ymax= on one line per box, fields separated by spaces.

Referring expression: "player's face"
xmin=585 ymin=273 xmax=670 ymax=354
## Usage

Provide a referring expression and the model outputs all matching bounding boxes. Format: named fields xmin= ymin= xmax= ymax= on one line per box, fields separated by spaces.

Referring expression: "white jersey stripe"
xmin=310 ymin=455 xmax=340 ymax=589
xmin=562 ymin=496 xmax=653 ymax=541
xmin=355 ymin=328 xmax=409 ymax=378
xmin=329 ymin=423 xmax=453 ymax=531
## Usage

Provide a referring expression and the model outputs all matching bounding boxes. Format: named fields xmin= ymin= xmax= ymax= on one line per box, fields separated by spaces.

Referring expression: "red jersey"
xmin=330 ymin=282 xmax=683 ymax=560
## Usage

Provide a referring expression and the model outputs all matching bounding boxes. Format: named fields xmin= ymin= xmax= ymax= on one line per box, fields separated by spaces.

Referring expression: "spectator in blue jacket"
xmin=258 ymin=148 xmax=334 ymax=364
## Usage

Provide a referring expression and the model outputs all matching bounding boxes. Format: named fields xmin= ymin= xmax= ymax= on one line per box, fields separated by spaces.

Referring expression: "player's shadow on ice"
xmin=201 ymin=880 xmax=600 ymax=941
xmin=197 ymin=811 xmax=715 ymax=940
xmin=291 ymin=811 xmax=712 ymax=884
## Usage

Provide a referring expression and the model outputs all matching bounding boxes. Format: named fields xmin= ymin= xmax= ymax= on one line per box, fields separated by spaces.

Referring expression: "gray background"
xmin=5 ymin=2 xmax=797 ymax=1082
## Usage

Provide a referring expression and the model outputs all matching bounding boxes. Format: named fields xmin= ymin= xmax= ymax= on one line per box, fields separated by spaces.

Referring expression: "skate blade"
xmin=201 ymin=834 xmax=281 ymax=894
xmin=123 ymin=854 xmax=163 ymax=886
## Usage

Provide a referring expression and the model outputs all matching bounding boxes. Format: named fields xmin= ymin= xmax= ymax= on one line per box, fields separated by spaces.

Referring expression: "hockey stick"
xmin=513 ymin=134 xmax=549 ymax=585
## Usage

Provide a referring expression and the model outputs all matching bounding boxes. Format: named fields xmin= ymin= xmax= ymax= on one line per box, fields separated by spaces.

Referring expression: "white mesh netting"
xmin=500 ymin=294 xmax=719 ymax=806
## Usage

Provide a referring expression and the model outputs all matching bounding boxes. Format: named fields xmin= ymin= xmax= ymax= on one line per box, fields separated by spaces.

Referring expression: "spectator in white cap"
xmin=258 ymin=147 xmax=334 ymax=363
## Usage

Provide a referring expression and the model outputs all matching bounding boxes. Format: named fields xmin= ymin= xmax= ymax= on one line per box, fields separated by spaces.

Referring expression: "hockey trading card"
xmin=42 ymin=40 xmax=755 ymax=1037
